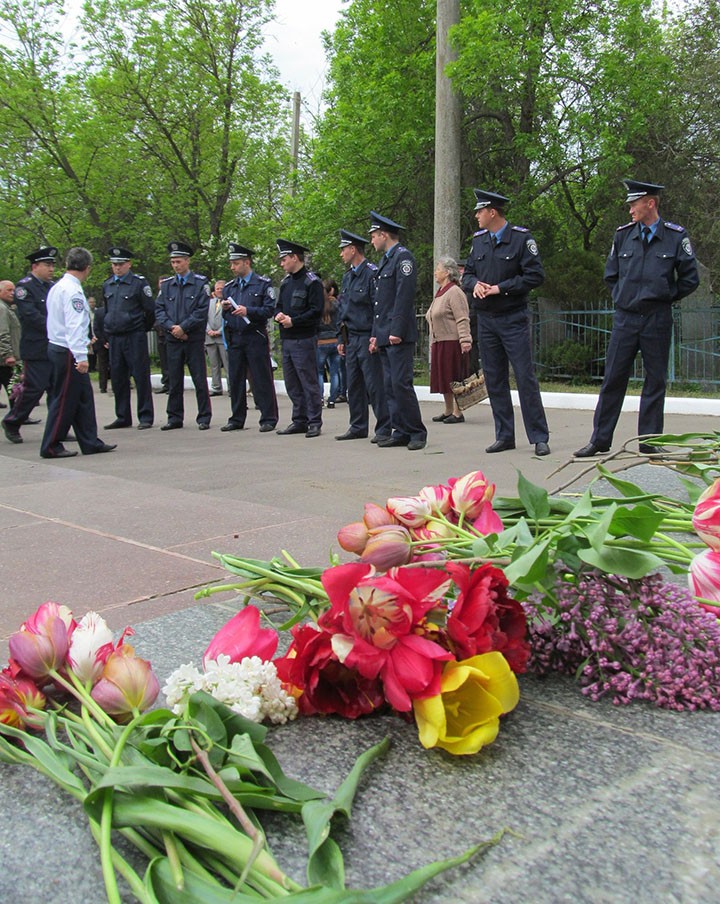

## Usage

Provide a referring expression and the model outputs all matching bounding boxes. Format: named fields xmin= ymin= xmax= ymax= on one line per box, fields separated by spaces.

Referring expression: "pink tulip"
xmin=688 ymin=549 xmax=720 ymax=603
xmin=202 ymin=605 xmax=278 ymax=668
xmin=363 ymin=502 xmax=396 ymax=530
xmin=9 ymin=614 xmax=71 ymax=680
xmin=419 ymin=484 xmax=452 ymax=515
xmin=449 ymin=471 xmax=495 ymax=520
xmin=692 ymin=479 xmax=720 ymax=550
xmin=386 ymin=495 xmax=432 ymax=528
xmin=68 ymin=611 xmax=115 ymax=684
xmin=411 ymin=520 xmax=454 ymax=545
xmin=471 ymin=502 xmax=504 ymax=535
xmin=91 ymin=644 xmax=160 ymax=718
xmin=360 ymin=525 xmax=414 ymax=570
xmin=337 ymin=521 xmax=369 ymax=554
xmin=22 ymin=602 xmax=76 ymax=636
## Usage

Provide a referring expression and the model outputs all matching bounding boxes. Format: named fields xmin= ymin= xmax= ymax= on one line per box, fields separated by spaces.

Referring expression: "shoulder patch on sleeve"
xmin=526 ymin=238 xmax=539 ymax=256
xmin=266 ymin=286 xmax=276 ymax=301
xmin=664 ymin=221 xmax=684 ymax=232
xmin=681 ymin=236 xmax=694 ymax=256
xmin=617 ymin=222 xmax=634 ymax=231
xmin=15 ymin=286 xmax=27 ymax=299
xmin=511 ymin=225 xmax=529 ymax=233
xmin=400 ymin=259 xmax=414 ymax=276
xmin=72 ymin=297 xmax=85 ymax=312
xmin=143 ymin=285 xmax=153 ymax=297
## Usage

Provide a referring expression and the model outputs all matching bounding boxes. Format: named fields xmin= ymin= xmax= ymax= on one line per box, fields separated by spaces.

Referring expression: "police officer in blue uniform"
xmin=220 ymin=242 xmax=278 ymax=433
xmin=461 ymin=190 xmax=550 ymax=456
xmin=274 ymin=239 xmax=324 ymax=438
xmin=2 ymin=247 xmax=57 ymax=444
xmin=368 ymin=211 xmax=427 ymax=451
xmin=155 ymin=241 xmax=212 ymax=430
xmin=102 ymin=247 xmax=155 ymax=430
xmin=335 ymin=229 xmax=390 ymax=442
xmin=575 ymin=180 xmax=700 ymax=457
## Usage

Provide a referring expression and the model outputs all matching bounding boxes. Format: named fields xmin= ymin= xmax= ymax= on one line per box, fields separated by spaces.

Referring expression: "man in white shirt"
xmin=40 ymin=248 xmax=117 ymax=459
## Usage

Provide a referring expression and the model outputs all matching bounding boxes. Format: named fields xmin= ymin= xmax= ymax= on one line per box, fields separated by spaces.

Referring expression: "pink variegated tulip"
xmin=363 ymin=502 xmax=396 ymax=530
xmin=449 ymin=471 xmax=496 ymax=520
xmin=471 ymin=503 xmax=504 ymax=535
xmin=360 ymin=525 xmax=413 ymax=570
xmin=411 ymin=520 xmax=454 ymax=545
xmin=337 ymin=521 xmax=369 ymax=554
xmin=386 ymin=495 xmax=432 ymax=528
xmin=91 ymin=644 xmax=160 ymax=719
xmin=203 ymin=605 xmax=278 ymax=668
xmin=419 ymin=484 xmax=452 ymax=516
xmin=688 ymin=549 xmax=720 ymax=603
xmin=692 ymin=479 xmax=720 ymax=550
xmin=9 ymin=609 xmax=72 ymax=680
xmin=68 ymin=611 xmax=115 ymax=684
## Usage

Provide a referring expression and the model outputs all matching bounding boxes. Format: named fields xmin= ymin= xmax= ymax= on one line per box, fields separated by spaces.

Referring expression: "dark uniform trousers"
xmin=346 ymin=332 xmax=390 ymax=438
xmin=165 ymin=338 xmax=211 ymax=426
xmin=591 ymin=306 xmax=672 ymax=448
xmin=378 ymin=342 xmax=426 ymax=444
xmin=2 ymin=358 xmax=52 ymax=429
xmin=227 ymin=330 xmax=278 ymax=428
xmin=282 ymin=337 xmax=322 ymax=428
xmin=479 ymin=308 xmax=549 ymax=444
xmin=109 ymin=332 xmax=154 ymax=425
xmin=41 ymin=345 xmax=105 ymax=456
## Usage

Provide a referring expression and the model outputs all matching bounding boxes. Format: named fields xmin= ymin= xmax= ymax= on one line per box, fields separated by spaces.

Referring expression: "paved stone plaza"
xmin=1 ymin=387 xmax=718 ymax=903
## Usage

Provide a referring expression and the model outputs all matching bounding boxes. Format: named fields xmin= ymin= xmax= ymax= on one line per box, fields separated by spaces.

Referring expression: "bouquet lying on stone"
xmin=199 ymin=458 xmax=720 ymax=714
xmin=1 ymin=603 xmax=496 ymax=903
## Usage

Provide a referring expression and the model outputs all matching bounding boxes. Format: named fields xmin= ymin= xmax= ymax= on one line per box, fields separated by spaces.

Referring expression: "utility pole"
xmin=434 ymin=0 xmax=461 ymax=264
xmin=290 ymin=91 xmax=301 ymax=197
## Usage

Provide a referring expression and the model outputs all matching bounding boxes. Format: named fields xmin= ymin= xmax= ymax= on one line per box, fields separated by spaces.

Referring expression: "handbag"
xmin=450 ymin=355 xmax=488 ymax=410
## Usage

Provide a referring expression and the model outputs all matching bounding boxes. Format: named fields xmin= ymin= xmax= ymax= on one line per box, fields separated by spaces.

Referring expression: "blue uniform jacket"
xmin=371 ymin=244 xmax=418 ymax=346
xmin=14 ymin=274 xmax=53 ymax=360
xmin=275 ymin=269 xmax=323 ymax=340
xmin=155 ymin=272 xmax=210 ymax=340
xmin=102 ymin=271 xmax=154 ymax=334
xmin=338 ymin=260 xmax=377 ymax=334
xmin=604 ymin=218 xmax=699 ymax=312
xmin=461 ymin=224 xmax=544 ymax=315
xmin=222 ymin=273 xmax=275 ymax=339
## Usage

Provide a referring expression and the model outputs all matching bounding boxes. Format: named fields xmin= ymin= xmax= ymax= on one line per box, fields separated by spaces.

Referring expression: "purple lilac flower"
xmin=523 ymin=572 xmax=720 ymax=710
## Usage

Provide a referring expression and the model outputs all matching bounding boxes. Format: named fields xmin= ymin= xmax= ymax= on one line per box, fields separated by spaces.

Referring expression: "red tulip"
xmin=202 ymin=605 xmax=278 ymax=668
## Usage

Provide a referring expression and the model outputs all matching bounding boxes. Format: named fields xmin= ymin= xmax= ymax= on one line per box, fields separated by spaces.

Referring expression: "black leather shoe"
xmin=335 ymin=431 xmax=367 ymax=440
xmin=104 ymin=420 xmax=131 ymax=429
xmin=371 ymin=435 xmax=390 ymax=445
xmin=305 ymin=425 xmax=321 ymax=438
xmin=573 ymin=442 xmax=609 ymax=458
xmin=41 ymin=448 xmax=77 ymax=459
xmin=432 ymin=413 xmax=451 ymax=422
xmin=535 ymin=442 xmax=551 ymax=456
xmin=221 ymin=422 xmax=243 ymax=432
xmin=377 ymin=436 xmax=410 ymax=447
xmin=259 ymin=423 xmax=276 ymax=432
xmin=23 ymin=417 xmax=41 ymax=425
xmin=277 ymin=423 xmax=307 ymax=435
xmin=407 ymin=438 xmax=427 ymax=451
xmin=486 ymin=440 xmax=515 ymax=453
xmin=198 ymin=423 xmax=210 ymax=430
xmin=209 ymin=391 xmax=223 ymax=397
xmin=137 ymin=423 xmax=153 ymax=430
xmin=638 ymin=443 xmax=661 ymax=455
xmin=154 ymin=386 xmax=169 ymax=394
xmin=443 ymin=414 xmax=465 ymax=424
xmin=2 ymin=423 xmax=22 ymax=444
xmin=160 ymin=422 xmax=182 ymax=431
xmin=90 ymin=443 xmax=117 ymax=454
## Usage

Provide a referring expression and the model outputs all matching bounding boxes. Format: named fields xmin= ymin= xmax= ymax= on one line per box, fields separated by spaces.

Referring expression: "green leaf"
xmin=503 ymin=539 xmax=550 ymax=587
xmin=146 ymin=857 xmax=259 ymax=903
xmin=93 ymin=764 xmax=217 ymax=797
xmin=187 ymin=691 xmax=266 ymax=745
xmin=607 ymin=504 xmax=665 ymax=542
xmin=577 ymin=545 xmax=665 ymax=578
xmin=516 ymin=471 xmax=551 ymax=520
xmin=582 ymin=502 xmax=617 ymax=553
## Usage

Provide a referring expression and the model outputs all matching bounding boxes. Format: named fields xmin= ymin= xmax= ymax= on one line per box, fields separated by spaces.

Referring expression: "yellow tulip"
xmin=413 ymin=652 xmax=519 ymax=755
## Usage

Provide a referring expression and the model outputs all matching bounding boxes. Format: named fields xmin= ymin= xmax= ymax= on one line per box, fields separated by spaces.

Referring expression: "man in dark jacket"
xmin=155 ymin=242 xmax=212 ymax=430
xmin=462 ymin=189 xmax=550 ymax=457
xmin=575 ymin=179 xmax=699 ymax=457
xmin=102 ymin=247 xmax=155 ymax=430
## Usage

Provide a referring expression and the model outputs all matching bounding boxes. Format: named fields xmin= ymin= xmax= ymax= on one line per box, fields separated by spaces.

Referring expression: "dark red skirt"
xmin=430 ymin=340 xmax=464 ymax=393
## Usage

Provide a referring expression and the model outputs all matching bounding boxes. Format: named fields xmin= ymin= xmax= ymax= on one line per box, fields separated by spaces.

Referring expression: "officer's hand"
xmin=5 ymin=356 xmax=16 ymax=366
xmin=337 ymin=344 xmax=345 ymax=356
xmin=233 ymin=305 xmax=248 ymax=317
xmin=368 ymin=337 xmax=377 ymax=353
xmin=171 ymin=325 xmax=185 ymax=339
xmin=75 ymin=360 xmax=89 ymax=374
xmin=389 ymin=335 xmax=402 ymax=345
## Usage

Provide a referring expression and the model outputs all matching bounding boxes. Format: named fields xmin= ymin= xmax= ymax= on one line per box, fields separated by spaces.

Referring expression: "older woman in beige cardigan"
xmin=425 ymin=257 xmax=472 ymax=423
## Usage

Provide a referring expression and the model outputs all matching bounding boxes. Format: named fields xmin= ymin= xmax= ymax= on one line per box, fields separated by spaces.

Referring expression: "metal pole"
xmin=290 ymin=91 xmax=301 ymax=197
xmin=434 ymin=0 xmax=461 ymax=264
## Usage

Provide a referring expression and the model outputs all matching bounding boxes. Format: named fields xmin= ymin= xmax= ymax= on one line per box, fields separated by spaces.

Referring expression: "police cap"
xmin=26 ymin=247 xmax=59 ymax=264
xmin=623 ymin=179 xmax=665 ymax=202
xmin=339 ymin=229 xmax=367 ymax=249
xmin=228 ymin=242 xmax=254 ymax=259
xmin=369 ymin=211 xmax=404 ymax=234
xmin=473 ymin=189 xmax=510 ymax=211
xmin=276 ymin=239 xmax=309 ymax=257
xmin=167 ymin=241 xmax=193 ymax=257
xmin=108 ymin=246 xmax=134 ymax=262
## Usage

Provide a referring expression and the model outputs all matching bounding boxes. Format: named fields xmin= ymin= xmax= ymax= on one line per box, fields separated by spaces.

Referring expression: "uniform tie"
xmin=240 ymin=279 xmax=247 ymax=290
xmin=641 ymin=225 xmax=651 ymax=245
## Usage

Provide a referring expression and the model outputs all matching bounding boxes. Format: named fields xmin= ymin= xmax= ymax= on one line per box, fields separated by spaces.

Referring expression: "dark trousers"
xmin=345 ymin=333 xmax=390 ymax=437
xmin=156 ymin=330 xmax=169 ymax=389
xmin=227 ymin=331 xmax=278 ymax=428
xmin=2 ymin=357 xmax=52 ymax=429
xmin=281 ymin=336 xmax=322 ymax=428
xmin=95 ymin=344 xmax=110 ymax=391
xmin=41 ymin=345 xmax=103 ymax=456
xmin=0 ymin=365 xmax=12 ymax=403
xmin=478 ymin=308 xmax=548 ymax=444
xmin=165 ymin=338 xmax=212 ymax=426
xmin=109 ymin=331 xmax=154 ymax=426
xmin=378 ymin=342 xmax=426 ymax=443
xmin=591 ymin=306 xmax=673 ymax=448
